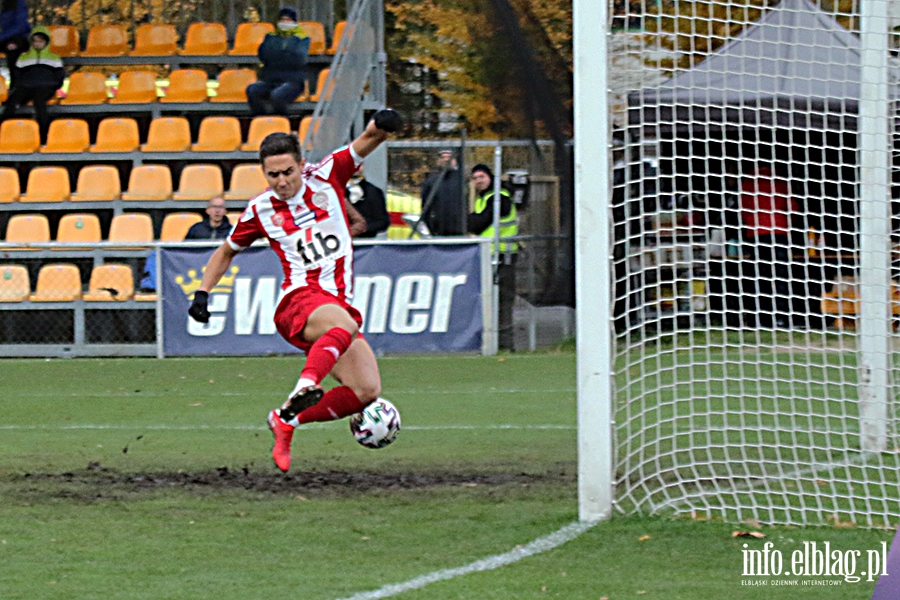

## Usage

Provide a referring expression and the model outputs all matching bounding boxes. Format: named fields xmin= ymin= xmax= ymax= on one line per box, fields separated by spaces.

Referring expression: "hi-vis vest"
xmin=474 ymin=188 xmax=518 ymax=253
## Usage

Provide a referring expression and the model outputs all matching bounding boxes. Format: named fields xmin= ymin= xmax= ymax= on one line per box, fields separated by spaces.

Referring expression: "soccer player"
xmin=187 ymin=109 xmax=404 ymax=472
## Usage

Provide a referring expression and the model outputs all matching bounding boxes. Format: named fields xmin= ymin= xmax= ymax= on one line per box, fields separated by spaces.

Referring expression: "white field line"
xmin=334 ymin=520 xmax=597 ymax=600
xmin=0 ymin=423 xmax=575 ymax=431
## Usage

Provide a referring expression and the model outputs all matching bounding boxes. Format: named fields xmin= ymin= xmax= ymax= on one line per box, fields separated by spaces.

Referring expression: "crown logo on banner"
xmin=175 ymin=266 xmax=240 ymax=297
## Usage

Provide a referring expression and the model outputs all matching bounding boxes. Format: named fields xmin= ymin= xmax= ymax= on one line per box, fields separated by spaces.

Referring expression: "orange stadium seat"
xmin=19 ymin=167 xmax=70 ymax=202
xmin=241 ymin=116 xmax=290 ymax=151
xmin=40 ymin=119 xmax=90 ymax=153
xmin=0 ymin=167 xmax=20 ymax=202
xmin=122 ymin=165 xmax=173 ymax=201
xmin=141 ymin=117 xmax=191 ymax=152
xmin=90 ymin=118 xmax=140 ymax=152
xmin=225 ymin=163 xmax=268 ymax=200
xmin=191 ymin=116 xmax=242 ymax=152
xmin=180 ymin=22 xmax=227 ymax=55
xmin=229 ymin=22 xmax=273 ymax=55
xmin=111 ymin=71 xmax=158 ymax=104
xmin=108 ymin=213 xmax=154 ymax=245
xmin=56 ymin=213 xmax=102 ymax=247
xmin=0 ymin=119 xmax=40 ymax=153
xmin=173 ymin=164 xmax=224 ymax=201
xmin=83 ymin=264 xmax=134 ymax=301
xmin=212 ymin=69 xmax=256 ymax=102
xmin=0 ymin=265 xmax=30 ymax=302
xmin=327 ymin=21 xmax=346 ymax=55
xmin=4 ymin=214 xmax=50 ymax=245
xmin=309 ymin=68 xmax=333 ymax=102
xmin=48 ymin=25 xmax=80 ymax=57
xmin=226 ymin=211 xmax=243 ymax=225
xmin=70 ymin=165 xmax=121 ymax=201
xmin=30 ymin=264 xmax=82 ymax=302
xmin=81 ymin=24 xmax=129 ymax=56
xmin=299 ymin=22 xmax=326 ymax=55
xmin=61 ymin=72 xmax=108 ymax=104
xmin=161 ymin=69 xmax=208 ymax=103
xmin=130 ymin=23 xmax=178 ymax=56
xmin=0 ymin=76 xmax=7 ymax=103
xmin=298 ymin=116 xmax=322 ymax=145
xmin=160 ymin=212 xmax=203 ymax=241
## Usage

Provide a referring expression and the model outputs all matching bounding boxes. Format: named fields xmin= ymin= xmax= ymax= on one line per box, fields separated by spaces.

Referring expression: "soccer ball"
xmin=349 ymin=398 xmax=401 ymax=449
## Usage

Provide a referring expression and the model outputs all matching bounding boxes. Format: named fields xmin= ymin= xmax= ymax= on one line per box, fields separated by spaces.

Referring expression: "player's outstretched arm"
xmin=188 ymin=242 xmax=240 ymax=323
xmin=351 ymin=109 xmax=403 ymax=159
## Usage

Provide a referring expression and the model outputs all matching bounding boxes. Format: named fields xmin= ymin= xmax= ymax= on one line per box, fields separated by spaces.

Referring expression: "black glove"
xmin=373 ymin=109 xmax=403 ymax=133
xmin=188 ymin=291 xmax=210 ymax=324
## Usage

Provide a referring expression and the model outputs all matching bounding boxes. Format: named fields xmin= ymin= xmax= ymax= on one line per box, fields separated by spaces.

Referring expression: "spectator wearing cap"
xmin=468 ymin=163 xmax=518 ymax=350
xmin=420 ymin=148 xmax=465 ymax=235
xmin=3 ymin=26 xmax=64 ymax=142
xmin=246 ymin=7 xmax=310 ymax=116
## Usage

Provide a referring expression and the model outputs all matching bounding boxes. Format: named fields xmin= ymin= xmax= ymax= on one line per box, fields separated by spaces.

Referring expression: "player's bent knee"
xmin=354 ymin=381 xmax=382 ymax=405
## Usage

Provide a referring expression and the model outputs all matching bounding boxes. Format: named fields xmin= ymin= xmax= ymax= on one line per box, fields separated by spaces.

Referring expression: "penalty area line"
xmin=334 ymin=520 xmax=597 ymax=600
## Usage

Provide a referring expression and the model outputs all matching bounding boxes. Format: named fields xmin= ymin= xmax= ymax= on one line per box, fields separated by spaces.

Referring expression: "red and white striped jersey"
xmin=226 ymin=145 xmax=363 ymax=302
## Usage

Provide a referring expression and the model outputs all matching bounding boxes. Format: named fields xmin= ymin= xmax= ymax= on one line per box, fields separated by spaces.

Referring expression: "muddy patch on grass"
xmin=4 ymin=463 xmax=573 ymax=503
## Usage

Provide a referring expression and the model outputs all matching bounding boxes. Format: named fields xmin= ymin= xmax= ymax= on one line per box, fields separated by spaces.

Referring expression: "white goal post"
xmin=578 ymin=0 xmax=900 ymax=526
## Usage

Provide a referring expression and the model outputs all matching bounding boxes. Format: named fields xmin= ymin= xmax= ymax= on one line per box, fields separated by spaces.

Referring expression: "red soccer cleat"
xmin=267 ymin=409 xmax=295 ymax=472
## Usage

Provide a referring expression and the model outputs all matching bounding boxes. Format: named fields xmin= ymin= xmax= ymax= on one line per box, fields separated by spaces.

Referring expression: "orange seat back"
xmin=31 ymin=264 xmax=82 ymax=302
xmin=327 ymin=21 xmax=346 ymax=55
xmin=161 ymin=69 xmax=208 ymax=103
xmin=71 ymin=165 xmax=122 ymax=201
xmin=5 ymin=214 xmax=50 ymax=244
xmin=131 ymin=23 xmax=178 ymax=56
xmin=241 ymin=116 xmax=290 ymax=151
xmin=109 ymin=213 xmax=154 ymax=244
xmin=111 ymin=71 xmax=158 ymax=104
xmin=57 ymin=213 xmax=102 ymax=244
xmin=48 ymin=25 xmax=80 ymax=57
xmin=41 ymin=119 xmax=90 ymax=153
xmin=82 ymin=24 xmax=128 ymax=56
xmin=225 ymin=163 xmax=268 ymax=200
xmin=0 ymin=265 xmax=30 ymax=302
xmin=122 ymin=165 xmax=173 ymax=201
xmin=0 ymin=167 xmax=20 ymax=202
xmin=84 ymin=264 xmax=134 ymax=301
xmin=61 ymin=72 xmax=108 ymax=104
xmin=20 ymin=167 xmax=70 ymax=202
xmin=141 ymin=117 xmax=191 ymax=152
xmin=160 ymin=212 xmax=203 ymax=241
xmin=173 ymin=165 xmax=224 ymax=201
xmin=299 ymin=22 xmax=326 ymax=55
xmin=229 ymin=22 xmax=274 ymax=55
xmin=181 ymin=22 xmax=228 ymax=55
xmin=309 ymin=68 xmax=332 ymax=102
xmin=0 ymin=119 xmax=40 ymax=153
xmin=212 ymin=69 xmax=256 ymax=102
xmin=191 ymin=116 xmax=242 ymax=152
xmin=91 ymin=118 xmax=140 ymax=152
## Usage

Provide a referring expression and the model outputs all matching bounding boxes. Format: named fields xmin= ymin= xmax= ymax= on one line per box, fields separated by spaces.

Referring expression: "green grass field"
xmin=0 ymin=352 xmax=894 ymax=599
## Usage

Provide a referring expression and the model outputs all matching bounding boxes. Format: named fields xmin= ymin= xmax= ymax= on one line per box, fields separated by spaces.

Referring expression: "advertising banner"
xmin=161 ymin=243 xmax=484 ymax=356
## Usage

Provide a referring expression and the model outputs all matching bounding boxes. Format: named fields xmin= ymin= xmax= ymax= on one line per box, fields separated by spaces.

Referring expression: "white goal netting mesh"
xmin=612 ymin=0 xmax=900 ymax=526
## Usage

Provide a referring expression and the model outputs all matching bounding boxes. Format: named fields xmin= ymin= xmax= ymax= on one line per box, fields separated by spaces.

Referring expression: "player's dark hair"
xmin=259 ymin=132 xmax=303 ymax=164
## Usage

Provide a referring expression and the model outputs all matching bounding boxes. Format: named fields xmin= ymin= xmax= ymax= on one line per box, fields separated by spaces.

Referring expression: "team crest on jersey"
xmin=312 ymin=191 xmax=330 ymax=210
xmin=271 ymin=213 xmax=285 ymax=227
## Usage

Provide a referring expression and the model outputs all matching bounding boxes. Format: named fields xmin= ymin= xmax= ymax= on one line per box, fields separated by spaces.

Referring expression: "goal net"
xmin=605 ymin=0 xmax=900 ymax=526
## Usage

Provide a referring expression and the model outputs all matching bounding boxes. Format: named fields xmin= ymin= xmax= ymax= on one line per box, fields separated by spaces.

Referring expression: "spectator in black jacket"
xmin=345 ymin=165 xmax=389 ymax=238
xmin=2 ymin=26 xmax=63 ymax=141
xmin=420 ymin=149 xmax=465 ymax=235
xmin=185 ymin=197 xmax=232 ymax=240
xmin=246 ymin=7 xmax=310 ymax=116
xmin=0 ymin=0 xmax=31 ymax=89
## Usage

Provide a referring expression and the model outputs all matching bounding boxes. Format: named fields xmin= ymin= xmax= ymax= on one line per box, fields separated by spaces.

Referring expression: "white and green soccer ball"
xmin=349 ymin=398 xmax=401 ymax=449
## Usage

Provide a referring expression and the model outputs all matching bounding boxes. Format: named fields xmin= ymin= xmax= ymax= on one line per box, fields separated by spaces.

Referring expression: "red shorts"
xmin=273 ymin=288 xmax=363 ymax=353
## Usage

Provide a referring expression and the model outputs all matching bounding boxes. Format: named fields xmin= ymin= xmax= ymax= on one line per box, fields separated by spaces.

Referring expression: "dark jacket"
xmin=421 ymin=168 xmax=464 ymax=236
xmin=0 ymin=0 xmax=30 ymax=43
xmin=257 ymin=25 xmax=310 ymax=86
xmin=346 ymin=179 xmax=389 ymax=238
xmin=15 ymin=28 xmax=64 ymax=89
xmin=185 ymin=217 xmax=232 ymax=240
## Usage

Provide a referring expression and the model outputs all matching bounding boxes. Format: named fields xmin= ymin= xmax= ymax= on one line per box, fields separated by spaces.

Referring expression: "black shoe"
xmin=279 ymin=386 xmax=324 ymax=422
